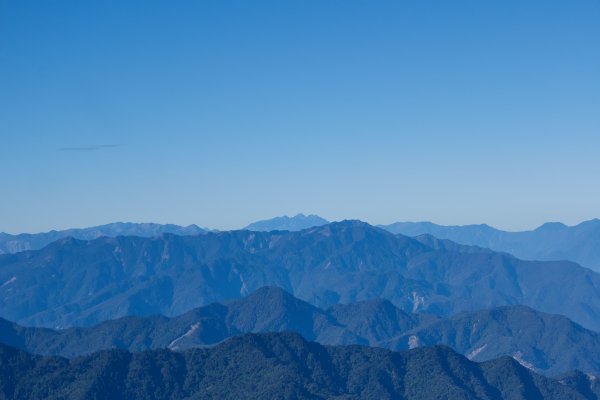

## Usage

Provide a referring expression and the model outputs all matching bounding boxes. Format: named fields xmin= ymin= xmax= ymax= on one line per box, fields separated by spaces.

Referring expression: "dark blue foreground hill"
xmin=2 ymin=287 xmax=600 ymax=376
xmin=0 ymin=331 xmax=598 ymax=400
xmin=2 ymin=221 xmax=600 ymax=332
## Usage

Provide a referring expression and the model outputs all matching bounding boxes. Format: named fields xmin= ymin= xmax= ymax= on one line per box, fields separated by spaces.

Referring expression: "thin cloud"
xmin=58 ymin=144 xmax=120 ymax=152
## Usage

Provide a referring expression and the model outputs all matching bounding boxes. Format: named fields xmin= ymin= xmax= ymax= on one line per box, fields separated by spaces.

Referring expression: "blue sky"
xmin=1 ymin=1 xmax=599 ymax=233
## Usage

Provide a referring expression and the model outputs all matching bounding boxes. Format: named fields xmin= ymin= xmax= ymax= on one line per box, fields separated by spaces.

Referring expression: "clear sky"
xmin=1 ymin=1 xmax=599 ymax=233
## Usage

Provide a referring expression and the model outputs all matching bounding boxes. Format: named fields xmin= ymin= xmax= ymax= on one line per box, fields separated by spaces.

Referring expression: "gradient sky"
xmin=1 ymin=1 xmax=599 ymax=233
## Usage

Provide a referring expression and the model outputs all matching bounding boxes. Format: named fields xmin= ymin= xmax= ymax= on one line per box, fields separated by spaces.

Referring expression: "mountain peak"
xmin=243 ymin=214 xmax=329 ymax=232
xmin=535 ymin=222 xmax=568 ymax=232
xmin=303 ymin=220 xmax=390 ymax=238
xmin=321 ymin=219 xmax=375 ymax=229
xmin=226 ymin=286 xmax=323 ymax=337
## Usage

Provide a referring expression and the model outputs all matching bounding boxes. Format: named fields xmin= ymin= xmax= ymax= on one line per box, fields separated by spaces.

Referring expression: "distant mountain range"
xmin=3 ymin=216 xmax=600 ymax=273
xmin=0 ymin=222 xmax=206 ymax=254
xmin=243 ymin=213 xmax=329 ymax=231
xmin=1 ymin=331 xmax=598 ymax=400
xmin=244 ymin=216 xmax=600 ymax=271
xmin=2 ymin=221 xmax=600 ymax=331
xmin=380 ymin=219 xmax=600 ymax=271
xmin=0 ymin=214 xmax=328 ymax=254
xmin=2 ymin=287 xmax=600 ymax=376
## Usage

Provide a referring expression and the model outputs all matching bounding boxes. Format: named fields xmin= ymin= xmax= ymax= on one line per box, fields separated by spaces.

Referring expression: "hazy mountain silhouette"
xmin=0 ymin=222 xmax=206 ymax=254
xmin=5 ymin=217 xmax=600 ymax=271
xmin=380 ymin=219 xmax=600 ymax=271
xmin=243 ymin=213 xmax=329 ymax=231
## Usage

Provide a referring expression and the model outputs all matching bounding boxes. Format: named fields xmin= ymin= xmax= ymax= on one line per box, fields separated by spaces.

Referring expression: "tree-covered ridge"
xmin=3 ymin=287 xmax=600 ymax=376
xmin=1 ymin=332 xmax=599 ymax=400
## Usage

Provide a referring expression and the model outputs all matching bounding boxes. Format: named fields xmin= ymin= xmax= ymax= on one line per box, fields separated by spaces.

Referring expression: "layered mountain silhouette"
xmin=2 ymin=287 xmax=600 ymax=376
xmin=4 ymin=217 xmax=599 ymax=272
xmin=1 ymin=331 xmax=598 ymax=400
xmin=380 ymin=219 xmax=600 ymax=271
xmin=0 ymin=222 xmax=206 ymax=254
xmin=243 ymin=213 xmax=329 ymax=231
xmin=2 ymin=221 xmax=600 ymax=332
xmin=382 ymin=304 xmax=600 ymax=375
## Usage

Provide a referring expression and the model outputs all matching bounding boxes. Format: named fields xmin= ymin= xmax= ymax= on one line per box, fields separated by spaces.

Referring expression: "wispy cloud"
xmin=58 ymin=144 xmax=120 ymax=152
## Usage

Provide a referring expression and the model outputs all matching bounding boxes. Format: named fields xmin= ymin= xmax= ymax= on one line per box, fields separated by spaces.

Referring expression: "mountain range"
xmin=2 ymin=221 xmax=600 ymax=332
xmin=0 ymin=222 xmax=206 ymax=254
xmin=0 ymin=215 xmax=327 ymax=255
xmin=2 ymin=286 xmax=599 ymax=376
xmin=1 ymin=331 xmax=599 ymax=400
xmin=380 ymin=219 xmax=600 ymax=271
xmin=3 ymin=216 xmax=600 ymax=273
xmin=247 ymin=215 xmax=600 ymax=271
